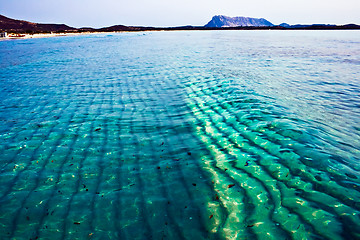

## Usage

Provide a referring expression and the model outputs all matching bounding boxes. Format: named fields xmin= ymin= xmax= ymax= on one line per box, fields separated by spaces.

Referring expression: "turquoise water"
xmin=0 ymin=30 xmax=360 ymax=239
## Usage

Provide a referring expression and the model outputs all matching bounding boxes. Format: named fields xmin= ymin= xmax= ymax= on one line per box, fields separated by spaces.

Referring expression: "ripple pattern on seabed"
xmin=0 ymin=31 xmax=360 ymax=240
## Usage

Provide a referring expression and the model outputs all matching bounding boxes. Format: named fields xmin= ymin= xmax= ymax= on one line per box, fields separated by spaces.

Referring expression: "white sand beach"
xmin=0 ymin=32 xmax=106 ymax=40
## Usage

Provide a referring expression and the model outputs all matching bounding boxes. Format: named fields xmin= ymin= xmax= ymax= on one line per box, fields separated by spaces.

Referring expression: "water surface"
xmin=0 ymin=30 xmax=360 ymax=239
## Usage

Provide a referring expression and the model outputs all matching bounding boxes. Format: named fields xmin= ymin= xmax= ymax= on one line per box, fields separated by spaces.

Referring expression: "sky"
xmin=1 ymin=0 xmax=360 ymax=28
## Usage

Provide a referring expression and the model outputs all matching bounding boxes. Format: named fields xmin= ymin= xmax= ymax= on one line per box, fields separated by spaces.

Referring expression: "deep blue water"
xmin=0 ymin=30 xmax=360 ymax=239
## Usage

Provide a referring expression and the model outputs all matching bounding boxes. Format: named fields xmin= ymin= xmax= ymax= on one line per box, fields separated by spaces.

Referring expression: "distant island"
xmin=205 ymin=15 xmax=274 ymax=27
xmin=1 ymin=14 xmax=360 ymax=36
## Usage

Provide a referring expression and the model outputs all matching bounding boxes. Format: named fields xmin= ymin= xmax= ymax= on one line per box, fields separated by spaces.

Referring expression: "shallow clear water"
xmin=0 ymin=30 xmax=360 ymax=240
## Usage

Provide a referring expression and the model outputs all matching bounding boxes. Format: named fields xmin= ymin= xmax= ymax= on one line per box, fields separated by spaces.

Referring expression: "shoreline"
xmin=1 ymin=28 xmax=359 ymax=41
xmin=0 ymin=31 xmax=108 ymax=40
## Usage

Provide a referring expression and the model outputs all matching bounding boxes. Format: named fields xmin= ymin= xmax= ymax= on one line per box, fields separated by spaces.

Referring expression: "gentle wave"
xmin=0 ymin=30 xmax=359 ymax=239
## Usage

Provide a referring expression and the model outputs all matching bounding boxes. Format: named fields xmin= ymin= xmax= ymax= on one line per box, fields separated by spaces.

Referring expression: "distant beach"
xmin=0 ymin=31 xmax=107 ymax=40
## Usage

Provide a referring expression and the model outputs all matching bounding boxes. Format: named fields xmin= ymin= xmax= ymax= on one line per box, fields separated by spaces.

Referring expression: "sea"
xmin=0 ymin=30 xmax=359 ymax=240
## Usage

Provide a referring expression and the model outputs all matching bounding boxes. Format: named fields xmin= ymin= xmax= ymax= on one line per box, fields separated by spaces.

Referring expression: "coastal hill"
xmin=1 ymin=14 xmax=360 ymax=34
xmin=98 ymin=25 xmax=155 ymax=32
xmin=205 ymin=15 xmax=274 ymax=27
xmin=0 ymin=14 xmax=75 ymax=33
xmin=0 ymin=14 xmax=152 ymax=33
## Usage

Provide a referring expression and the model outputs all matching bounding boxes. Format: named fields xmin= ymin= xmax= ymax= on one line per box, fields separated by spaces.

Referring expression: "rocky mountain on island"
xmin=0 ymin=14 xmax=75 ymax=33
xmin=205 ymin=15 xmax=274 ymax=27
